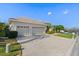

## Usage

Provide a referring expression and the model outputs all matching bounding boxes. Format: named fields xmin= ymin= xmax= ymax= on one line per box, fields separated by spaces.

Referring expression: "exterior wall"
xmin=10 ymin=22 xmax=31 ymax=36
xmin=10 ymin=21 xmax=46 ymax=37
xmin=9 ymin=22 xmax=16 ymax=31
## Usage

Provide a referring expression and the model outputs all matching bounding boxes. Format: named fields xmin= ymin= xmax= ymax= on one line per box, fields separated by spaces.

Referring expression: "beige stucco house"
xmin=9 ymin=17 xmax=47 ymax=37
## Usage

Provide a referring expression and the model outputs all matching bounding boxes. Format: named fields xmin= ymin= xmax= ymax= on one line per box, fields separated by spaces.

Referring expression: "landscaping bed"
xmin=0 ymin=39 xmax=22 ymax=56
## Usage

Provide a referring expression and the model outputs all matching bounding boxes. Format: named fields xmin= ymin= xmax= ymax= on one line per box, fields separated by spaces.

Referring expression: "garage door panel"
xmin=32 ymin=27 xmax=44 ymax=35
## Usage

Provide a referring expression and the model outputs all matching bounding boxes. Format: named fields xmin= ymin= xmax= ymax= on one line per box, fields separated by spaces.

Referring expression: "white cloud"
xmin=48 ymin=11 xmax=53 ymax=16
xmin=63 ymin=9 xmax=69 ymax=15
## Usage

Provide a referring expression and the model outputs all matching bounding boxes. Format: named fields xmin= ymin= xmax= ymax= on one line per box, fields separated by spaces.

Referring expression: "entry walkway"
xmin=20 ymin=35 xmax=75 ymax=56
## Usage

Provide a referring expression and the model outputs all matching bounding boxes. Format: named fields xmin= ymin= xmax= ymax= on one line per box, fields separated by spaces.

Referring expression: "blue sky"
xmin=0 ymin=3 xmax=79 ymax=28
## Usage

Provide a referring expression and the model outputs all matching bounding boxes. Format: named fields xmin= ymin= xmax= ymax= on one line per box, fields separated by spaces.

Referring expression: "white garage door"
xmin=17 ymin=26 xmax=29 ymax=37
xmin=32 ymin=27 xmax=45 ymax=35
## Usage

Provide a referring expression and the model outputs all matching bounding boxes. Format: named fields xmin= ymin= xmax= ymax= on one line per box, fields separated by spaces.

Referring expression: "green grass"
xmin=0 ymin=44 xmax=5 ymax=53
xmin=55 ymin=33 xmax=76 ymax=39
xmin=0 ymin=39 xmax=22 ymax=56
xmin=10 ymin=43 xmax=21 ymax=52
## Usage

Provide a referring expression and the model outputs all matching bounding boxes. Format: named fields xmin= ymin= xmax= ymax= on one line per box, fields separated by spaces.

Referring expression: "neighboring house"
xmin=9 ymin=17 xmax=47 ymax=37
xmin=60 ymin=30 xmax=65 ymax=33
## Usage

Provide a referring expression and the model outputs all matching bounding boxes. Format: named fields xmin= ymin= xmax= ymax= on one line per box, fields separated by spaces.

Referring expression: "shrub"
xmin=0 ymin=30 xmax=5 ymax=37
xmin=47 ymin=30 xmax=54 ymax=34
xmin=8 ymin=31 xmax=18 ymax=39
xmin=0 ymin=43 xmax=21 ymax=56
xmin=10 ymin=43 xmax=21 ymax=52
xmin=5 ymin=29 xmax=10 ymax=37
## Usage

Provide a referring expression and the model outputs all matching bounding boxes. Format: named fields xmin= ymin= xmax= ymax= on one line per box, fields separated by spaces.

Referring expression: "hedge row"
xmin=7 ymin=31 xmax=18 ymax=39
xmin=0 ymin=30 xmax=18 ymax=39
xmin=0 ymin=31 xmax=5 ymax=37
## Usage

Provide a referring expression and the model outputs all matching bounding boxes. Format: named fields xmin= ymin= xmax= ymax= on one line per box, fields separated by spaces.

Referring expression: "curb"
xmin=66 ymin=38 xmax=77 ymax=56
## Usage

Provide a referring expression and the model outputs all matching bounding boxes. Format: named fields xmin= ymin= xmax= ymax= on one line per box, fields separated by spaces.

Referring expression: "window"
xmin=24 ymin=26 xmax=26 ymax=28
xmin=21 ymin=26 xmax=23 ymax=28
xmin=17 ymin=26 xmax=20 ymax=28
xmin=17 ymin=26 xmax=29 ymax=28
xmin=25 ymin=26 xmax=29 ymax=28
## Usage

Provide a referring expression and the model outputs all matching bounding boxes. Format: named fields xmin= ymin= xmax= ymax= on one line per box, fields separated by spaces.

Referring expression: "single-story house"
xmin=9 ymin=17 xmax=47 ymax=37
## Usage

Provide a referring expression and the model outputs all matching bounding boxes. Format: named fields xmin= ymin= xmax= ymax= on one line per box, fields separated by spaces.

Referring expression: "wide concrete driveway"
xmin=21 ymin=35 xmax=75 ymax=56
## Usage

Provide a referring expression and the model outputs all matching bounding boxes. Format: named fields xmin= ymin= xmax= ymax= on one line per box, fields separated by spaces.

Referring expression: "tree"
xmin=57 ymin=25 xmax=64 ymax=32
xmin=53 ymin=25 xmax=57 ymax=32
xmin=0 ymin=23 xmax=5 ymax=31
xmin=53 ymin=25 xmax=64 ymax=33
xmin=4 ymin=24 xmax=10 ymax=37
xmin=45 ymin=23 xmax=52 ymax=33
xmin=66 ymin=27 xmax=79 ymax=34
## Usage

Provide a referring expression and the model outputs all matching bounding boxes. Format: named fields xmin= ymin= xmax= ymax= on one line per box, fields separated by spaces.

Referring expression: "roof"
xmin=9 ymin=17 xmax=47 ymax=26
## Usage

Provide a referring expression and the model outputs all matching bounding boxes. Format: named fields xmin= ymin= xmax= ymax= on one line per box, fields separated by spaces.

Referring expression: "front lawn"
xmin=0 ymin=39 xmax=22 ymax=56
xmin=55 ymin=33 xmax=76 ymax=39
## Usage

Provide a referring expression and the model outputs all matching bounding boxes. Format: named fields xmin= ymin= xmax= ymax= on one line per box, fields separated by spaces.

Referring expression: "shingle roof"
xmin=9 ymin=17 xmax=47 ymax=26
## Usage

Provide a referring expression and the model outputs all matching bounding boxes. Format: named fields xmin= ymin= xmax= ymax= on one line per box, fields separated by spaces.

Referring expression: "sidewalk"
xmin=21 ymin=35 xmax=75 ymax=56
